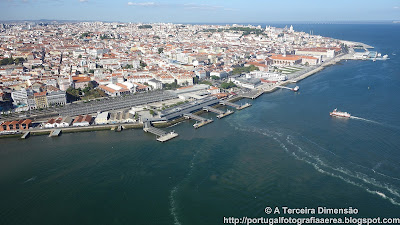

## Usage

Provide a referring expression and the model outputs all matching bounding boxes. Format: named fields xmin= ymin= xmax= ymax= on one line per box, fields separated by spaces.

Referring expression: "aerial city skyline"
xmin=1 ymin=0 xmax=400 ymax=23
xmin=1 ymin=1 xmax=400 ymax=225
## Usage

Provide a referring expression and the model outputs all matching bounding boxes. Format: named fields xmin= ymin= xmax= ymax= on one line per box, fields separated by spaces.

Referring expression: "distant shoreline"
xmin=1 ymin=19 xmax=398 ymax=25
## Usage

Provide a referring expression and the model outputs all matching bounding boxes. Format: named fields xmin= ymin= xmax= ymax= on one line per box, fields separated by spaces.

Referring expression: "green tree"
xmin=200 ymin=80 xmax=212 ymax=86
xmin=140 ymin=60 xmax=147 ymax=68
xmin=211 ymin=75 xmax=220 ymax=80
xmin=14 ymin=57 xmax=25 ymax=65
xmin=164 ymin=81 xmax=180 ymax=90
xmin=0 ymin=57 xmax=14 ymax=65
xmin=221 ymin=81 xmax=237 ymax=89
xmin=193 ymin=76 xmax=199 ymax=84
xmin=158 ymin=47 xmax=164 ymax=54
xmin=123 ymin=64 xmax=133 ymax=69
xmin=232 ymin=65 xmax=259 ymax=75
xmin=83 ymin=86 xmax=91 ymax=93
xmin=138 ymin=25 xmax=152 ymax=29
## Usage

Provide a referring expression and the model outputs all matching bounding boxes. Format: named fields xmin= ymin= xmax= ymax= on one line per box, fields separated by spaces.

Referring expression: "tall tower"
xmin=69 ymin=73 xmax=73 ymax=86
xmin=289 ymin=25 xmax=294 ymax=33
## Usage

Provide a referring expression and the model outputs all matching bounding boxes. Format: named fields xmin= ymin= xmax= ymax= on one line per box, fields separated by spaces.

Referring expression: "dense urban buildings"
xmin=0 ymin=21 xmax=355 ymax=131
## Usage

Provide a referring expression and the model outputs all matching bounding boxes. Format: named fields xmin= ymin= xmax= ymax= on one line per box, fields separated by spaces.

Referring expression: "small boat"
xmin=330 ymin=108 xmax=351 ymax=118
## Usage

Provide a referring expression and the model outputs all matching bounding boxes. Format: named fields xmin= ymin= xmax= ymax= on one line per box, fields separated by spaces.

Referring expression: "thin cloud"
xmin=79 ymin=0 xmax=88 ymax=2
xmin=127 ymin=2 xmax=156 ymax=6
xmin=126 ymin=2 xmax=237 ymax=11
xmin=183 ymin=3 xmax=223 ymax=10
xmin=394 ymin=6 xmax=399 ymax=9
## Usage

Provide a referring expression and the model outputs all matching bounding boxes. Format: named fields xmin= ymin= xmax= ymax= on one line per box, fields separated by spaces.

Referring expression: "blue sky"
xmin=1 ymin=0 xmax=399 ymax=23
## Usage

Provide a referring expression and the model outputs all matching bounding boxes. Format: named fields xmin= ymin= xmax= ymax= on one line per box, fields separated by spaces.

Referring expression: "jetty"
xmin=241 ymin=90 xmax=264 ymax=99
xmin=49 ymin=129 xmax=62 ymax=137
xmin=21 ymin=131 xmax=30 ymax=139
xmin=184 ymin=113 xmax=213 ymax=128
xmin=250 ymin=90 xmax=265 ymax=99
xmin=276 ymin=85 xmax=299 ymax=92
xmin=219 ymin=100 xmax=252 ymax=110
xmin=203 ymin=106 xmax=234 ymax=119
xmin=143 ymin=121 xmax=178 ymax=142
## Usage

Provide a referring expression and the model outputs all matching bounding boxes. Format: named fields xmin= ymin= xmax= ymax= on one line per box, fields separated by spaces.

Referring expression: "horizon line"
xmin=0 ymin=19 xmax=399 ymax=24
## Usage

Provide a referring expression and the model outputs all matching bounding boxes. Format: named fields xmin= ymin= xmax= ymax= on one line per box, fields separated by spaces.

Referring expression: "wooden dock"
xmin=21 ymin=131 xmax=30 ymax=139
xmin=217 ymin=110 xmax=234 ymax=119
xmin=220 ymin=100 xmax=252 ymax=110
xmin=193 ymin=119 xmax=213 ymax=129
xmin=203 ymin=106 xmax=234 ymax=119
xmin=49 ymin=129 xmax=62 ymax=137
xmin=143 ymin=121 xmax=178 ymax=142
xmin=237 ymin=102 xmax=252 ymax=110
xmin=184 ymin=113 xmax=213 ymax=128
xmin=157 ymin=132 xmax=179 ymax=142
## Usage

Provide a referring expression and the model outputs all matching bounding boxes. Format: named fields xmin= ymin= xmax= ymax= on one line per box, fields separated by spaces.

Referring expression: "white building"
xmin=231 ymin=78 xmax=261 ymax=89
xmin=147 ymin=79 xmax=163 ymax=90
xmin=247 ymin=71 xmax=287 ymax=82
xmin=176 ymin=75 xmax=194 ymax=86
xmin=72 ymin=115 xmax=92 ymax=127
xmin=47 ymin=91 xmax=67 ymax=106
xmin=210 ymin=71 xmax=228 ymax=79
xmin=11 ymin=88 xmax=29 ymax=105
xmin=44 ymin=117 xmax=72 ymax=128
xmin=95 ymin=112 xmax=110 ymax=125
xmin=58 ymin=117 xmax=73 ymax=127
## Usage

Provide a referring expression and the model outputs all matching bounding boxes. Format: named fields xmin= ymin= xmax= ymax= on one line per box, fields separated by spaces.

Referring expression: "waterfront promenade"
xmin=242 ymin=51 xmax=357 ymax=99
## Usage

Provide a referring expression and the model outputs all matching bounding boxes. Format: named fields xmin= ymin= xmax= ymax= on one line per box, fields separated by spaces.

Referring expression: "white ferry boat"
xmin=330 ymin=108 xmax=351 ymax=118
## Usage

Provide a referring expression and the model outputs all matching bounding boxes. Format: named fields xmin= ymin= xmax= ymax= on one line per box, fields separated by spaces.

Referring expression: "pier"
xmin=277 ymin=85 xmax=299 ymax=92
xmin=184 ymin=113 xmax=213 ymax=129
xmin=203 ymin=106 xmax=234 ymax=119
xmin=159 ymin=96 xmax=220 ymax=121
xmin=143 ymin=121 xmax=178 ymax=142
xmin=220 ymin=100 xmax=252 ymax=110
xmin=21 ymin=131 xmax=30 ymax=139
xmin=241 ymin=90 xmax=264 ymax=99
xmin=250 ymin=90 xmax=265 ymax=99
xmin=49 ymin=129 xmax=62 ymax=137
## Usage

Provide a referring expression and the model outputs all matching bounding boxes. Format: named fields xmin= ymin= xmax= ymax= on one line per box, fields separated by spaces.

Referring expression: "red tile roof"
xmin=270 ymin=55 xmax=301 ymax=61
xmin=34 ymin=91 xmax=47 ymax=97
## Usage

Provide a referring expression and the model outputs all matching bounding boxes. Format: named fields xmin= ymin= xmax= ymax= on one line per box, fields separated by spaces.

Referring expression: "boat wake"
xmin=230 ymin=123 xmax=400 ymax=206
xmin=169 ymin=148 xmax=201 ymax=225
xmin=349 ymin=115 xmax=400 ymax=131
xmin=23 ymin=176 xmax=37 ymax=184
xmin=349 ymin=116 xmax=381 ymax=124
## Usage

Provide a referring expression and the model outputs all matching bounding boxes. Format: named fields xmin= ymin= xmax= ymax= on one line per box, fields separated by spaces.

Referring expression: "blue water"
xmin=0 ymin=24 xmax=399 ymax=224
